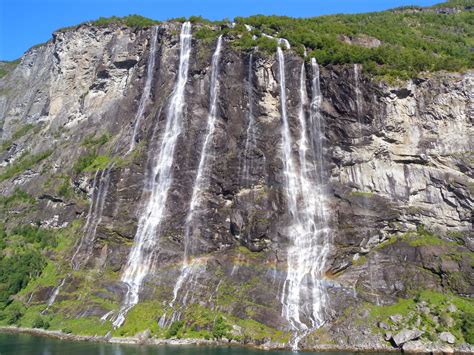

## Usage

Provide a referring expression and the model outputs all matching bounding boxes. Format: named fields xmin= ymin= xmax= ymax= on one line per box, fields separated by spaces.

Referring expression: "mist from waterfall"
xmin=113 ymin=22 xmax=192 ymax=328
xmin=129 ymin=26 xmax=159 ymax=152
xmin=168 ymin=35 xmax=224 ymax=320
xmin=277 ymin=46 xmax=330 ymax=349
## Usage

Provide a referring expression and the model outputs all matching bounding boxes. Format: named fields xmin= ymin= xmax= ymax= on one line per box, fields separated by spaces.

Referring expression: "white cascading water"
xmin=169 ymin=35 xmax=224 ymax=315
xmin=241 ymin=53 xmax=256 ymax=184
xmin=113 ymin=22 xmax=193 ymax=328
xmin=71 ymin=164 xmax=114 ymax=271
xmin=277 ymin=45 xmax=330 ymax=349
xmin=41 ymin=276 xmax=68 ymax=314
xmin=353 ymin=63 xmax=363 ymax=121
xmin=129 ymin=26 xmax=159 ymax=152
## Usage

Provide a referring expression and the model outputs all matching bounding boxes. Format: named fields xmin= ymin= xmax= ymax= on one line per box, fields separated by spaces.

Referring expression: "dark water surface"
xmin=0 ymin=333 xmax=393 ymax=355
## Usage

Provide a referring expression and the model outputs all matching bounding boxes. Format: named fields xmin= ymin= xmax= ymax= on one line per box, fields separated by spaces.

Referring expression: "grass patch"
xmin=113 ymin=301 xmax=164 ymax=337
xmin=0 ymin=150 xmax=52 ymax=182
xmin=0 ymin=124 xmax=36 ymax=153
xmin=369 ymin=290 xmax=474 ymax=344
xmin=352 ymin=255 xmax=367 ymax=266
xmin=377 ymin=225 xmax=458 ymax=249
xmin=0 ymin=188 xmax=36 ymax=208
xmin=0 ymin=59 xmax=21 ymax=79
xmin=350 ymin=191 xmax=374 ymax=198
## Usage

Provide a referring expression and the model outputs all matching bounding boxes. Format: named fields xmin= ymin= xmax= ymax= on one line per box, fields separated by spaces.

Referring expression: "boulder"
xmin=402 ymin=340 xmax=426 ymax=353
xmin=439 ymin=331 xmax=456 ymax=344
xmin=392 ymin=328 xmax=424 ymax=347
xmin=447 ymin=304 xmax=457 ymax=313
xmin=136 ymin=329 xmax=151 ymax=343
xmin=389 ymin=314 xmax=403 ymax=323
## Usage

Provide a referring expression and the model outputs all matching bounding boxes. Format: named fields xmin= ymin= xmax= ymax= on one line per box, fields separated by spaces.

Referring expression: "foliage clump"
xmin=166 ymin=320 xmax=184 ymax=338
xmin=73 ymin=133 xmax=111 ymax=174
xmin=0 ymin=150 xmax=52 ymax=183
xmin=57 ymin=15 xmax=160 ymax=32
xmin=0 ymin=225 xmax=57 ymax=309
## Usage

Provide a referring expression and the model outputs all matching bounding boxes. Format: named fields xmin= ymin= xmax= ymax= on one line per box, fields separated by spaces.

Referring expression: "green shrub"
xmin=57 ymin=178 xmax=73 ymax=198
xmin=0 ymin=188 xmax=36 ymax=208
xmin=32 ymin=315 xmax=49 ymax=329
xmin=56 ymin=15 xmax=160 ymax=33
xmin=0 ymin=150 xmax=52 ymax=182
xmin=0 ymin=226 xmax=56 ymax=309
xmin=212 ymin=316 xmax=230 ymax=340
xmin=4 ymin=302 xmax=25 ymax=324
xmin=81 ymin=133 xmax=110 ymax=148
xmin=166 ymin=320 xmax=184 ymax=338
xmin=463 ymin=312 xmax=474 ymax=344
xmin=73 ymin=152 xmax=98 ymax=174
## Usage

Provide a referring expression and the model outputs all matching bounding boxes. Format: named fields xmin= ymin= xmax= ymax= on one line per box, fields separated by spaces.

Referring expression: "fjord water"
xmin=277 ymin=46 xmax=330 ymax=349
xmin=0 ymin=333 xmax=394 ymax=355
xmin=113 ymin=21 xmax=193 ymax=328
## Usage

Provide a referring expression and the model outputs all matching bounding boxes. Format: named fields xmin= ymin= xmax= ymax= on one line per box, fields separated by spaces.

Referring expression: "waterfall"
xmin=277 ymin=46 xmax=330 ymax=349
xmin=113 ymin=22 xmax=192 ymax=328
xmin=353 ymin=64 xmax=363 ymax=127
xmin=241 ymin=53 xmax=256 ymax=185
xmin=41 ymin=275 xmax=68 ymax=314
xmin=71 ymin=164 xmax=114 ymax=271
xmin=129 ymin=26 xmax=159 ymax=152
xmin=169 ymin=35 xmax=224 ymax=314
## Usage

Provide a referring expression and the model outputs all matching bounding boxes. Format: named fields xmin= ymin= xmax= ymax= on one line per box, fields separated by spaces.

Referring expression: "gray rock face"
xmin=0 ymin=23 xmax=472 ymax=350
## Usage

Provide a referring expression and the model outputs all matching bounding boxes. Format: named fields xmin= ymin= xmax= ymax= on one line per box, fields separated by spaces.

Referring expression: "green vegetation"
xmin=403 ymin=225 xmax=454 ymax=247
xmin=211 ymin=316 xmax=230 ymax=340
xmin=0 ymin=150 xmax=52 ymax=182
xmin=352 ymin=255 xmax=367 ymax=266
xmin=0 ymin=59 xmax=21 ymax=79
xmin=32 ymin=315 xmax=50 ymax=329
xmin=114 ymin=301 xmax=163 ymax=337
xmin=350 ymin=191 xmax=374 ymax=198
xmin=463 ymin=313 xmax=474 ymax=344
xmin=377 ymin=225 xmax=459 ymax=249
xmin=232 ymin=0 xmax=473 ymax=80
xmin=166 ymin=320 xmax=184 ymax=338
xmin=57 ymin=15 xmax=160 ymax=32
xmin=28 ymin=1 xmax=473 ymax=82
xmin=73 ymin=152 xmax=111 ymax=174
xmin=74 ymin=133 xmax=112 ymax=174
xmin=0 ymin=188 xmax=36 ymax=209
xmin=57 ymin=176 xmax=73 ymax=198
xmin=369 ymin=290 xmax=474 ymax=344
xmin=1 ymin=124 xmax=36 ymax=153
xmin=81 ymin=133 xmax=110 ymax=148
xmin=0 ymin=225 xmax=56 ymax=308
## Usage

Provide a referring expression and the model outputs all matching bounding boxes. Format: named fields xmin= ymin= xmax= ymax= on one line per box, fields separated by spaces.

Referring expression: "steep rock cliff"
xmin=0 ymin=22 xmax=472 ymax=351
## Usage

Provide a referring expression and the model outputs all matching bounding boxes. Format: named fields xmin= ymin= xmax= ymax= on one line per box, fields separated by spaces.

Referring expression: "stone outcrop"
xmin=0 ymin=22 xmax=472 ymax=351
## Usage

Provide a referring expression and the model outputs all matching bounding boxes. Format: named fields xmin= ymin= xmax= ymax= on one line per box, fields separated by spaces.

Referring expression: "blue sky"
xmin=1 ymin=0 xmax=440 ymax=60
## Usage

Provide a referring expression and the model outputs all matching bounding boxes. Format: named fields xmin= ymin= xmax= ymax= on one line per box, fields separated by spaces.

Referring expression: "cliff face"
xmin=0 ymin=23 xmax=472 ymax=351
